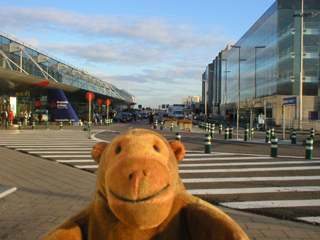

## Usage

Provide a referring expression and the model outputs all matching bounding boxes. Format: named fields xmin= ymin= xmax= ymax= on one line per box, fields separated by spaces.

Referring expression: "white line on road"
xmin=187 ymin=186 xmax=320 ymax=195
xmin=75 ymin=165 xmax=99 ymax=169
xmin=179 ymin=161 xmax=320 ymax=167
xmin=183 ymin=156 xmax=273 ymax=161
xmin=29 ymin=151 xmax=90 ymax=154
xmin=182 ymin=176 xmax=320 ymax=183
xmin=179 ymin=166 xmax=320 ymax=173
xmin=57 ymin=159 xmax=95 ymax=163
xmin=41 ymin=155 xmax=92 ymax=158
xmin=220 ymin=199 xmax=320 ymax=209
xmin=296 ymin=216 xmax=320 ymax=224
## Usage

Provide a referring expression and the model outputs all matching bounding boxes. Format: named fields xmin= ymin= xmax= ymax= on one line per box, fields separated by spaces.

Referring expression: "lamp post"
xmin=254 ymin=46 xmax=265 ymax=99
xmin=231 ymin=45 xmax=246 ymax=139
xmin=221 ymin=59 xmax=229 ymax=116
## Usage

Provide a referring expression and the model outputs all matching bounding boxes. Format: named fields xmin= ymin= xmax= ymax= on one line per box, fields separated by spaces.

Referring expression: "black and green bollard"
xmin=306 ymin=137 xmax=313 ymax=159
xmin=175 ymin=132 xmax=181 ymax=141
xmin=271 ymin=136 xmax=278 ymax=157
xmin=160 ymin=121 xmax=163 ymax=130
xmin=224 ymin=127 xmax=229 ymax=140
xmin=205 ymin=134 xmax=211 ymax=153
xmin=210 ymin=124 xmax=215 ymax=139
xmin=60 ymin=121 xmax=63 ymax=130
xmin=251 ymin=128 xmax=254 ymax=140
xmin=32 ymin=121 xmax=36 ymax=130
xmin=18 ymin=121 xmax=22 ymax=130
xmin=244 ymin=127 xmax=249 ymax=141
xmin=266 ymin=129 xmax=271 ymax=143
xmin=310 ymin=128 xmax=315 ymax=139
xmin=5 ymin=121 xmax=9 ymax=130
xmin=271 ymin=127 xmax=275 ymax=137
xmin=46 ymin=121 xmax=49 ymax=130
xmin=229 ymin=127 xmax=233 ymax=139
xmin=291 ymin=129 xmax=297 ymax=144
xmin=69 ymin=119 xmax=72 ymax=126
xmin=170 ymin=122 xmax=173 ymax=131
xmin=219 ymin=124 xmax=223 ymax=134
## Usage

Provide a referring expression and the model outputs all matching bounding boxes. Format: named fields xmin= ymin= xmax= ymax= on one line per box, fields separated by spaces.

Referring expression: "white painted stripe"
xmin=220 ymin=199 xmax=320 ymax=209
xmin=29 ymin=151 xmax=90 ymax=154
xmin=182 ymin=176 xmax=320 ymax=183
xmin=187 ymin=186 xmax=320 ymax=195
xmin=183 ymin=156 xmax=273 ymax=161
xmin=17 ymin=148 xmax=92 ymax=151
xmin=185 ymin=153 xmax=227 ymax=156
xmin=41 ymin=155 xmax=92 ymax=158
xmin=56 ymin=160 xmax=95 ymax=163
xmin=179 ymin=161 xmax=320 ymax=167
xmin=179 ymin=166 xmax=320 ymax=173
xmin=296 ymin=216 xmax=320 ymax=224
xmin=75 ymin=165 xmax=99 ymax=169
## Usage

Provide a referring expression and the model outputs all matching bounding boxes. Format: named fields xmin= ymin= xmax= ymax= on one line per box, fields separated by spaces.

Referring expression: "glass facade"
xmin=0 ymin=32 xmax=134 ymax=102
xmin=207 ymin=0 xmax=319 ymax=120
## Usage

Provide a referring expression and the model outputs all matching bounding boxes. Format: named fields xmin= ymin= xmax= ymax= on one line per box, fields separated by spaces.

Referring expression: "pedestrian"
xmin=29 ymin=111 xmax=33 ymax=125
xmin=38 ymin=111 xmax=42 ymax=124
xmin=24 ymin=110 xmax=28 ymax=126
xmin=9 ymin=111 xmax=14 ymax=125
xmin=149 ymin=112 xmax=154 ymax=124
xmin=19 ymin=111 xmax=24 ymax=124
xmin=2 ymin=110 xmax=8 ymax=125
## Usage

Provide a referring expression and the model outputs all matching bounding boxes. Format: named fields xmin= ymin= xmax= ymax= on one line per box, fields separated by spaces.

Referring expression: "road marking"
xmin=296 ymin=216 xmax=320 ymax=224
xmin=183 ymin=156 xmax=273 ymax=161
xmin=179 ymin=166 xmax=320 ymax=173
xmin=182 ymin=176 xmax=320 ymax=183
xmin=17 ymin=148 xmax=92 ymax=151
xmin=187 ymin=186 xmax=320 ymax=195
xmin=41 ymin=155 xmax=92 ymax=158
xmin=29 ymin=151 xmax=90 ymax=154
xmin=179 ymin=161 xmax=320 ymax=167
xmin=75 ymin=165 xmax=99 ymax=169
xmin=220 ymin=199 xmax=320 ymax=209
xmin=56 ymin=160 xmax=95 ymax=163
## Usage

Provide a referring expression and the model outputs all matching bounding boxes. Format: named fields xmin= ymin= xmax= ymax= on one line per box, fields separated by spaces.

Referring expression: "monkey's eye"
xmin=115 ymin=146 xmax=122 ymax=154
xmin=153 ymin=145 xmax=160 ymax=152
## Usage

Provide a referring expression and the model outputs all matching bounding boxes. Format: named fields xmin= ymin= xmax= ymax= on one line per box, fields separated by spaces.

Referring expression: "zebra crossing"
xmin=0 ymin=130 xmax=320 ymax=225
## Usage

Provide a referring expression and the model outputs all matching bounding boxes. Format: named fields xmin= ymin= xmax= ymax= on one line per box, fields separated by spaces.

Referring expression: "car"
xmin=113 ymin=112 xmax=133 ymax=122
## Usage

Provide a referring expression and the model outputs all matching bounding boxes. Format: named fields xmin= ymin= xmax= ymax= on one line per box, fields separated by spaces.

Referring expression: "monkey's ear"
xmin=169 ymin=140 xmax=185 ymax=163
xmin=91 ymin=142 xmax=109 ymax=163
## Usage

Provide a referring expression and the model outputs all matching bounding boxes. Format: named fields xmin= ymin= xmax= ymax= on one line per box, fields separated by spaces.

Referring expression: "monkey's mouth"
xmin=109 ymin=184 xmax=170 ymax=203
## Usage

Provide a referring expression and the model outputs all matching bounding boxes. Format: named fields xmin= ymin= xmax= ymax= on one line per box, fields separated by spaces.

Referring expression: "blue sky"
xmin=0 ymin=0 xmax=275 ymax=108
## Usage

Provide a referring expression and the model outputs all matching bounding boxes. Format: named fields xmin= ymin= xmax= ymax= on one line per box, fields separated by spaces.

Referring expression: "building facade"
xmin=0 ymin=31 xmax=135 ymax=122
xmin=204 ymin=0 xmax=320 ymax=127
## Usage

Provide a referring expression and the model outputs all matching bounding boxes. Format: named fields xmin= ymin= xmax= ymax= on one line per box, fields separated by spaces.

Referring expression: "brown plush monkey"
xmin=44 ymin=129 xmax=249 ymax=240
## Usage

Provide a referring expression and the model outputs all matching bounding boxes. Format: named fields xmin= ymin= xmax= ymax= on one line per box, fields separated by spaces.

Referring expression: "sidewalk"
xmin=0 ymin=129 xmax=320 ymax=239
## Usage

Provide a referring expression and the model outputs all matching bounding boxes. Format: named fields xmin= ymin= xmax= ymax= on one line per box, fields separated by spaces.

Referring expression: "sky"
xmin=0 ymin=0 xmax=275 ymax=108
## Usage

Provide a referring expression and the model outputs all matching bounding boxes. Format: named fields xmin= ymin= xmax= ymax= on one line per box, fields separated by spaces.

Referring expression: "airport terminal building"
xmin=0 ymin=31 xmax=134 ymax=123
xmin=203 ymin=0 xmax=320 ymax=128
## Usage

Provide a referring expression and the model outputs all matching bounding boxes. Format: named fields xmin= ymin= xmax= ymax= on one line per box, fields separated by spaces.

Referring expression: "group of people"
xmin=1 ymin=110 xmax=43 ymax=126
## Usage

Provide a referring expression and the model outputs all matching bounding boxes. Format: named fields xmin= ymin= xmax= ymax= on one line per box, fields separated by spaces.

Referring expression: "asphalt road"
xmin=0 ymin=120 xmax=319 ymax=225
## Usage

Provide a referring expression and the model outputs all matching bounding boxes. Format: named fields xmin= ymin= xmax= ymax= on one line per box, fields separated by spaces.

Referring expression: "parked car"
xmin=113 ymin=112 xmax=133 ymax=122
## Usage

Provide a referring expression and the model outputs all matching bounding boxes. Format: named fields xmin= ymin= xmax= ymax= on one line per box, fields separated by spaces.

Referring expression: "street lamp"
xmin=293 ymin=0 xmax=313 ymax=130
xmin=254 ymin=46 xmax=265 ymax=99
xmin=231 ymin=45 xmax=246 ymax=139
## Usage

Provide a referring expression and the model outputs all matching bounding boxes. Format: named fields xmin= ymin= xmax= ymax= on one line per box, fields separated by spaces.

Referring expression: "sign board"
xmin=283 ymin=97 xmax=296 ymax=105
xmin=86 ymin=92 xmax=95 ymax=101
xmin=105 ymin=99 xmax=111 ymax=106
xmin=96 ymin=99 xmax=102 ymax=105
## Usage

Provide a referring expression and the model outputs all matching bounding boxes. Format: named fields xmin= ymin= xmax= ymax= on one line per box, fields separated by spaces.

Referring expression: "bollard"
xmin=219 ymin=124 xmax=223 ymax=134
xmin=60 ymin=121 xmax=63 ymax=130
xmin=306 ymin=137 xmax=313 ymax=159
xmin=229 ymin=127 xmax=233 ymax=139
xmin=210 ymin=124 xmax=215 ymax=139
xmin=18 ymin=121 xmax=22 ymax=130
xmin=175 ymin=132 xmax=181 ymax=141
xmin=255 ymin=123 xmax=259 ymax=131
xmin=271 ymin=136 xmax=278 ymax=157
xmin=69 ymin=119 xmax=72 ymax=126
xmin=32 ymin=121 xmax=36 ymax=130
xmin=154 ymin=120 xmax=158 ymax=130
xmin=46 ymin=121 xmax=49 ymax=130
xmin=271 ymin=127 xmax=274 ymax=137
xmin=266 ymin=129 xmax=271 ymax=143
xmin=310 ymin=128 xmax=315 ymax=139
xmin=79 ymin=120 xmax=83 ymax=126
xmin=160 ymin=121 xmax=163 ymax=130
xmin=251 ymin=128 xmax=254 ymax=140
xmin=205 ymin=122 xmax=209 ymax=132
xmin=224 ymin=127 xmax=229 ymax=140
xmin=5 ymin=121 xmax=9 ymax=130
xmin=291 ymin=129 xmax=297 ymax=144
xmin=170 ymin=122 xmax=173 ymax=131
xmin=99 ymin=119 xmax=103 ymax=126
xmin=205 ymin=134 xmax=211 ymax=153
xmin=244 ymin=127 xmax=249 ymax=141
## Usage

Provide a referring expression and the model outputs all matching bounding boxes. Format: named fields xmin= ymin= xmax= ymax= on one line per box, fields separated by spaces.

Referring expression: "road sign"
xmin=86 ymin=92 xmax=95 ymax=101
xmin=105 ymin=99 xmax=111 ymax=106
xmin=96 ymin=99 xmax=102 ymax=105
xmin=283 ymin=97 xmax=296 ymax=105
